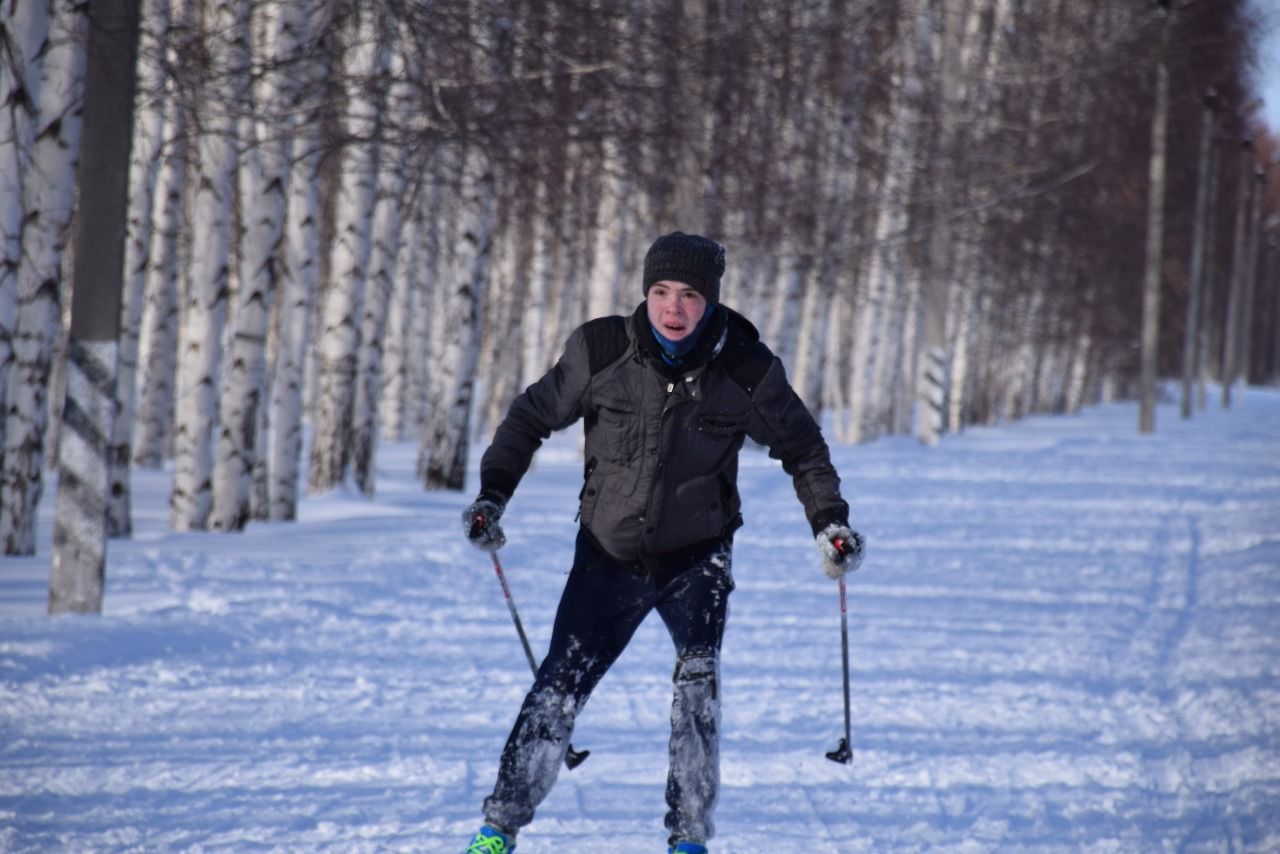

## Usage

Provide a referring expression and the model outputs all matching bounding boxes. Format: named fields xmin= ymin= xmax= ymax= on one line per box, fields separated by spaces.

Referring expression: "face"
xmin=646 ymin=280 xmax=708 ymax=342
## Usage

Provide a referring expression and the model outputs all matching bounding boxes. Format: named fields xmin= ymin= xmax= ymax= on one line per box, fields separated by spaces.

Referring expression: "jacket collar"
xmin=631 ymin=302 xmax=728 ymax=380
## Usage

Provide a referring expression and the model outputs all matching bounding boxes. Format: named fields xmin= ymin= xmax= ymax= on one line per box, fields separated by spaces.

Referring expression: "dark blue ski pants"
xmin=483 ymin=528 xmax=734 ymax=844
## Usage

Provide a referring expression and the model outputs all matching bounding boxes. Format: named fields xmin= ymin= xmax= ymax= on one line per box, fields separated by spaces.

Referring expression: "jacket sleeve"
xmin=478 ymin=325 xmax=594 ymax=502
xmin=745 ymin=356 xmax=849 ymax=535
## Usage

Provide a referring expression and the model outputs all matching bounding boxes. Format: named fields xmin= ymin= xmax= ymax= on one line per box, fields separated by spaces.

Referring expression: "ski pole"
xmin=473 ymin=515 xmax=590 ymax=770
xmin=826 ymin=537 xmax=855 ymax=765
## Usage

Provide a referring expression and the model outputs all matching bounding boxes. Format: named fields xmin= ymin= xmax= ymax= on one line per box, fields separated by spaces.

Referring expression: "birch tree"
xmin=1220 ymin=140 xmax=1253 ymax=409
xmin=1180 ymin=90 xmax=1216 ymax=420
xmin=49 ymin=0 xmax=139 ymax=614
xmin=209 ymin=0 xmax=302 ymax=531
xmin=267 ymin=0 xmax=332 ymax=520
xmin=422 ymin=145 xmax=497 ymax=491
xmin=130 ymin=21 xmax=190 ymax=470
xmin=169 ymin=0 xmax=249 ymax=530
xmin=1138 ymin=3 xmax=1171 ymax=434
xmin=306 ymin=6 xmax=389 ymax=494
xmin=914 ymin=0 xmax=967 ymax=445
xmin=378 ymin=196 xmax=425 ymax=443
xmin=1 ymin=0 xmax=88 ymax=556
xmin=0 ymin=0 xmax=50 ymax=442
xmin=585 ymin=142 xmax=632 ymax=320
xmin=106 ymin=0 xmax=173 ymax=537
xmin=350 ymin=98 xmax=411 ymax=494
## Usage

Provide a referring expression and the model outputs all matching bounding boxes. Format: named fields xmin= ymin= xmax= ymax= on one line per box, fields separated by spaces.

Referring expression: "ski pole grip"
xmin=470 ymin=513 xmax=486 ymax=540
xmin=833 ymin=536 xmax=855 ymax=557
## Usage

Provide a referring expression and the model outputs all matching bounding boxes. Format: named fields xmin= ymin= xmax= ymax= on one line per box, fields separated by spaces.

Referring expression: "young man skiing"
xmin=462 ymin=231 xmax=864 ymax=854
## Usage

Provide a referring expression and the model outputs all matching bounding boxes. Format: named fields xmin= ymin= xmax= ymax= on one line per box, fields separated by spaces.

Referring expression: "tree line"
xmin=0 ymin=0 xmax=1274 ymax=610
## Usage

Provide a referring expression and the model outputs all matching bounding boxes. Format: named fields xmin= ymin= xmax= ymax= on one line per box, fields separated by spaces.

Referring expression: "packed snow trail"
xmin=2 ymin=389 xmax=1279 ymax=851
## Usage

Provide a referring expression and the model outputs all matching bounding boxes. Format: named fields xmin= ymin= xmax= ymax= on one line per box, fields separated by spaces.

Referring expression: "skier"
xmin=462 ymin=231 xmax=864 ymax=854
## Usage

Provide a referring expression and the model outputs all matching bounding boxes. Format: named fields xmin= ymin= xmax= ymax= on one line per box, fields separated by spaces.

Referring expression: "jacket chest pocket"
xmin=596 ymin=402 xmax=642 ymax=463
xmin=691 ymin=411 xmax=749 ymax=450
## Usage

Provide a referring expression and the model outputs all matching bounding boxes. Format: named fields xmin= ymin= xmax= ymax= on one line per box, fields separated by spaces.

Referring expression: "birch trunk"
xmin=863 ymin=165 xmax=916 ymax=439
xmin=1138 ymin=7 xmax=1170 ymax=434
xmin=131 ymin=39 xmax=190 ymax=469
xmin=106 ymin=0 xmax=172 ymax=537
xmin=586 ymin=142 xmax=630 ymax=320
xmin=521 ymin=184 xmax=552 ymax=390
xmin=848 ymin=5 xmax=919 ymax=442
xmin=823 ymin=283 xmax=855 ymax=441
xmin=209 ymin=0 xmax=300 ymax=531
xmin=169 ymin=0 xmax=248 ymax=530
xmin=1196 ymin=140 xmax=1222 ymax=411
xmin=50 ymin=0 xmax=140 ymax=612
xmin=1 ymin=0 xmax=88 ymax=555
xmin=0 ymin=0 xmax=50 ymax=441
xmin=1237 ymin=168 xmax=1264 ymax=385
xmin=764 ymin=250 xmax=807 ymax=375
xmin=1066 ymin=328 xmax=1093 ymax=414
xmin=946 ymin=239 xmax=980 ymax=432
xmin=1180 ymin=93 xmax=1215 ymax=419
xmin=402 ymin=185 xmax=441 ymax=448
xmin=423 ymin=146 xmax=496 ymax=492
xmin=378 ymin=196 xmax=424 ymax=443
xmin=415 ymin=174 xmax=453 ymax=481
xmin=543 ymin=151 xmax=589 ymax=368
xmin=792 ymin=263 xmax=825 ymax=413
xmin=350 ymin=143 xmax=409 ymax=495
xmin=479 ymin=214 xmax=523 ymax=441
xmin=914 ymin=0 xmax=967 ymax=445
xmin=267 ymin=0 xmax=332 ymax=520
xmin=1220 ymin=141 xmax=1253 ymax=408
xmin=306 ymin=7 xmax=388 ymax=493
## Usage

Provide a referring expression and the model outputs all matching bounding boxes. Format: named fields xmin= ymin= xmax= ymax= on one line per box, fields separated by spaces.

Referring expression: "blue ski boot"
xmin=668 ymin=843 xmax=708 ymax=854
xmin=464 ymin=824 xmax=515 ymax=854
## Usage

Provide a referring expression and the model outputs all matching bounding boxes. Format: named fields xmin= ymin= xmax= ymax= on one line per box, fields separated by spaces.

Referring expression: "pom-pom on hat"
xmin=642 ymin=231 xmax=725 ymax=304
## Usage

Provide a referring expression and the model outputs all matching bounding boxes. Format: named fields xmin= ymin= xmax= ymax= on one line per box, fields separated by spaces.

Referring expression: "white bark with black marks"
xmin=378 ymin=199 xmax=424 ymax=444
xmin=210 ymin=0 xmax=301 ymax=531
xmin=51 ymin=0 xmax=139 ymax=612
xmin=0 ymin=0 xmax=50 ymax=443
xmin=169 ymin=0 xmax=248 ymax=530
xmin=423 ymin=146 xmax=496 ymax=492
xmin=1 ymin=0 xmax=88 ymax=556
xmin=350 ymin=149 xmax=407 ymax=495
xmin=131 ymin=67 xmax=188 ymax=469
xmin=266 ymin=0 xmax=332 ymax=521
xmin=307 ymin=6 xmax=389 ymax=494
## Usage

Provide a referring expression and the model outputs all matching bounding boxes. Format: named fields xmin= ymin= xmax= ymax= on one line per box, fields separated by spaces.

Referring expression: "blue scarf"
xmin=650 ymin=304 xmax=718 ymax=367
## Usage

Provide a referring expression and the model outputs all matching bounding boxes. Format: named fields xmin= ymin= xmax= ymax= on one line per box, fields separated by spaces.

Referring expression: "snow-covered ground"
xmin=3 ymin=388 xmax=1279 ymax=852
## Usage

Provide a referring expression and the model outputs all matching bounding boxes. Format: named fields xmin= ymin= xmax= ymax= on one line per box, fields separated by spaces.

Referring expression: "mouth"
xmin=661 ymin=321 xmax=688 ymax=336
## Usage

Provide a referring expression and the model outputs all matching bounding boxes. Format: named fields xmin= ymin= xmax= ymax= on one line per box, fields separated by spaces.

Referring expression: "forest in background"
xmin=1 ymin=0 xmax=1276 ymax=608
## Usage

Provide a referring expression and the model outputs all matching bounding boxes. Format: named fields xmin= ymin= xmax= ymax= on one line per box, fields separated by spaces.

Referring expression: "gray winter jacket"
xmin=480 ymin=304 xmax=849 ymax=564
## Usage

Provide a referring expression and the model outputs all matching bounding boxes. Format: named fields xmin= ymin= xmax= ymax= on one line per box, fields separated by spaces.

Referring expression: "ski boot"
xmin=464 ymin=824 xmax=515 ymax=854
xmin=668 ymin=842 xmax=708 ymax=854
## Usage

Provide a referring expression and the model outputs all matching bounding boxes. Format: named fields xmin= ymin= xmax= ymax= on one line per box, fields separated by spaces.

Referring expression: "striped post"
xmin=916 ymin=345 xmax=948 ymax=446
xmin=50 ymin=342 xmax=119 ymax=614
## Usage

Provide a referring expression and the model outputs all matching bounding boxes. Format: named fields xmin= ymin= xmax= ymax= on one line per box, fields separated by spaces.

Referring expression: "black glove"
xmin=816 ymin=522 xmax=865 ymax=579
xmin=462 ymin=493 xmax=507 ymax=552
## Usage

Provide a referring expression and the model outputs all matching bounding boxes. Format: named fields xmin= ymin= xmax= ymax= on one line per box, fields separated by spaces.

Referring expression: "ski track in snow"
xmin=2 ymin=389 xmax=1279 ymax=852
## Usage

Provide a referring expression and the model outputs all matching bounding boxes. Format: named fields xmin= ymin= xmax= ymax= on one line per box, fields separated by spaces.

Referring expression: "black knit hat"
xmin=642 ymin=231 xmax=726 ymax=304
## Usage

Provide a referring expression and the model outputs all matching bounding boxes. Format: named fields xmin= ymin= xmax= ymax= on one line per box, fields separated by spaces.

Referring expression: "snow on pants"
xmin=483 ymin=528 xmax=734 ymax=843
